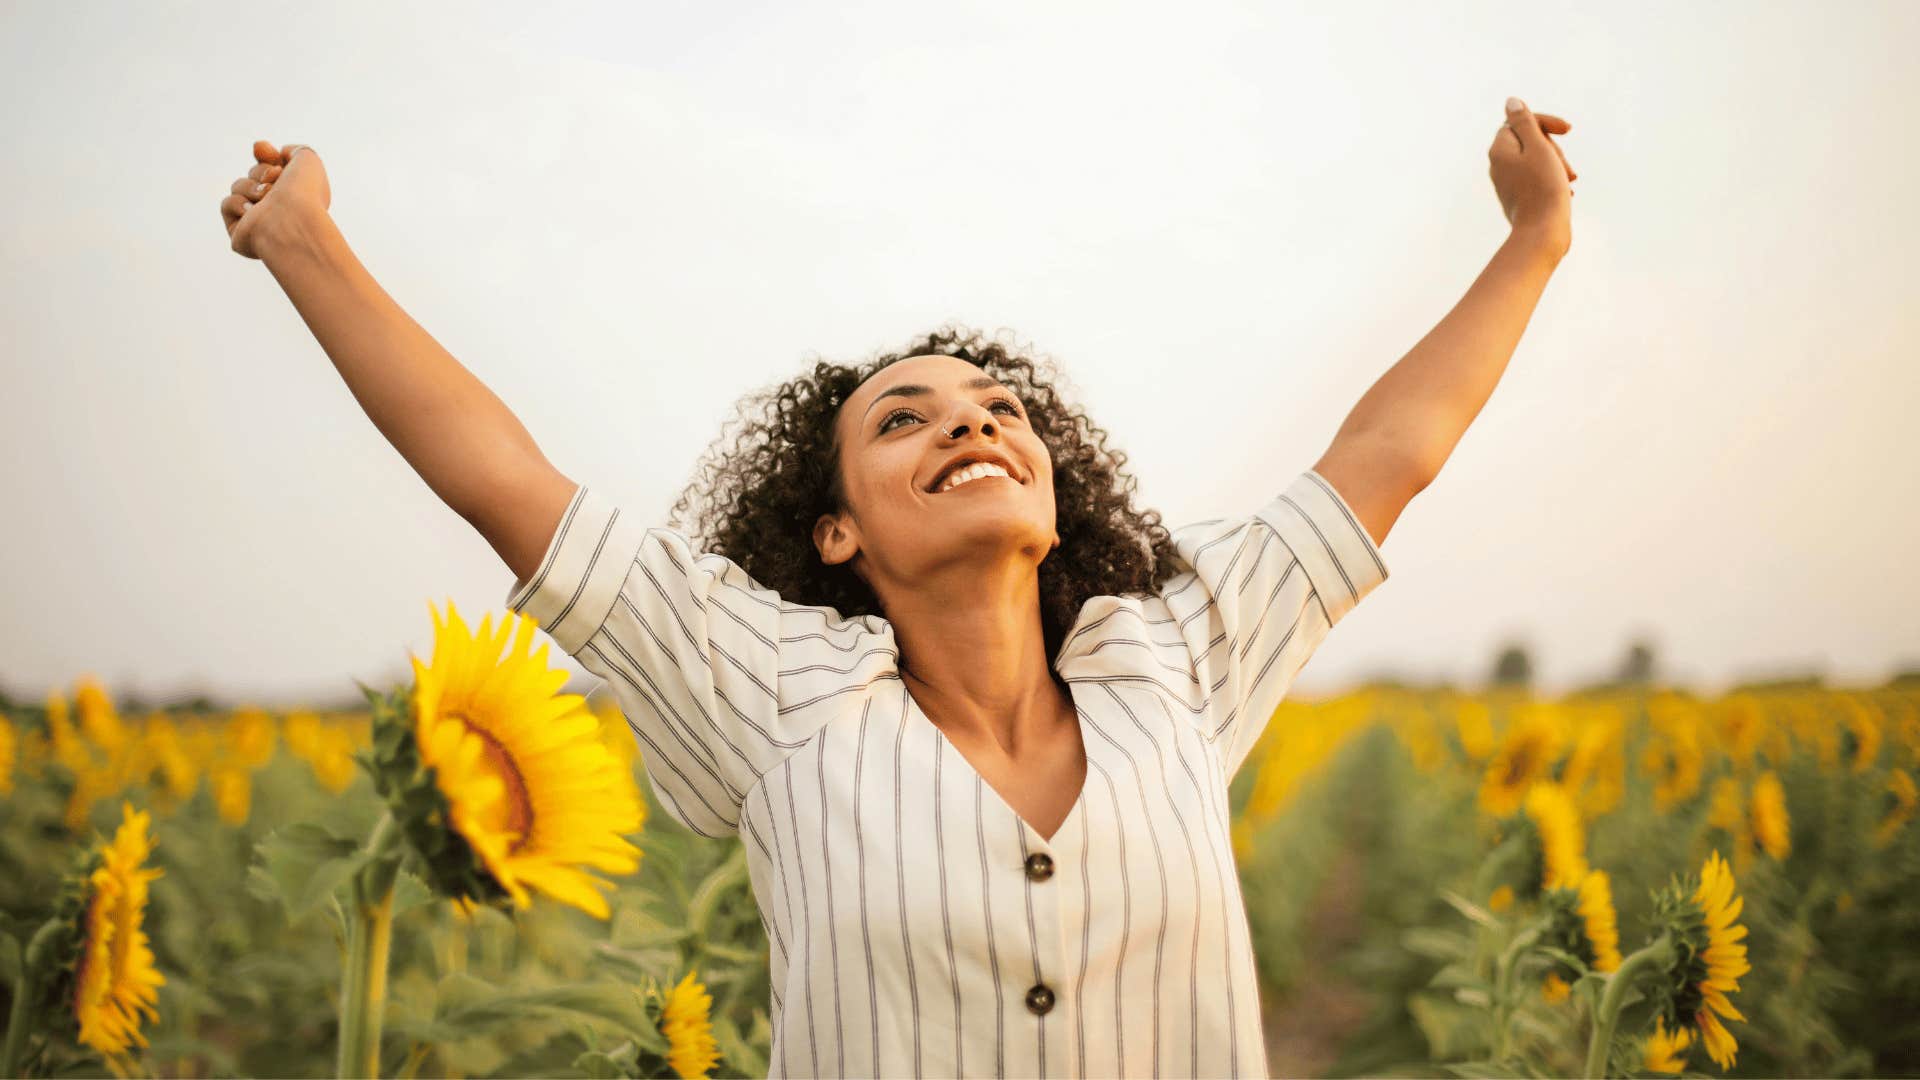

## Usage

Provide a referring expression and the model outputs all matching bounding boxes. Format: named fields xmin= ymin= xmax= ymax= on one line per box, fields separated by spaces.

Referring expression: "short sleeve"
xmin=505 ymin=483 xmax=789 ymax=839
xmin=1160 ymin=469 xmax=1389 ymax=780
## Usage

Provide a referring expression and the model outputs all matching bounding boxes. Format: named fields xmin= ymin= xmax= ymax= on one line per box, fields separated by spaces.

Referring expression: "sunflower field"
xmin=1 ymin=602 xmax=1916 ymax=1077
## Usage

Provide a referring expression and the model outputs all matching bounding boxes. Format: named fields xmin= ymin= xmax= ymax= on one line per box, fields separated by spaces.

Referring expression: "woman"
xmin=222 ymin=96 xmax=1575 ymax=1078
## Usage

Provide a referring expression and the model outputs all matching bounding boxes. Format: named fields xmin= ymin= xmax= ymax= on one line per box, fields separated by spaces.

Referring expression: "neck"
xmin=881 ymin=560 xmax=1065 ymax=756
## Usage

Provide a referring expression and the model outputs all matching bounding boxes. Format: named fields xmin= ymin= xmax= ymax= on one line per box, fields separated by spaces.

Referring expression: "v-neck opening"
xmin=904 ymin=681 xmax=1090 ymax=846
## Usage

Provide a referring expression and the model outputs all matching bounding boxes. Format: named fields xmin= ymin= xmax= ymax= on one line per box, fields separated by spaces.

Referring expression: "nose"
xmin=939 ymin=398 xmax=999 ymax=440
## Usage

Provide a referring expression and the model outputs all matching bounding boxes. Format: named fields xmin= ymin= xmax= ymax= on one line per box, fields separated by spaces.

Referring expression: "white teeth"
xmin=937 ymin=461 xmax=1011 ymax=492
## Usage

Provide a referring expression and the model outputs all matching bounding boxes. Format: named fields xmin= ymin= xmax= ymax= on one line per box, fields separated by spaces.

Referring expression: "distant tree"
xmin=1491 ymin=642 xmax=1534 ymax=689
xmin=1616 ymin=638 xmax=1659 ymax=685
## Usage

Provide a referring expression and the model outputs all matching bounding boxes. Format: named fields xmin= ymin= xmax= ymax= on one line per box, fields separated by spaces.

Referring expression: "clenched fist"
xmin=222 ymin=140 xmax=332 ymax=260
xmin=1489 ymin=98 xmax=1576 ymax=257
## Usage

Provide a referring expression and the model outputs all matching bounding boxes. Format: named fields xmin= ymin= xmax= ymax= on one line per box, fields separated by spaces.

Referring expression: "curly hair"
xmin=665 ymin=323 xmax=1184 ymax=668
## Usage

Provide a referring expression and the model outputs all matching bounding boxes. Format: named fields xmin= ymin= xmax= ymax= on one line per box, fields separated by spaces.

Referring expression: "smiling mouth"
xmin=933 ymin=474 xmax=1019 ymax=494
xmin=929 ymin=463 xmax=1021 ymax=495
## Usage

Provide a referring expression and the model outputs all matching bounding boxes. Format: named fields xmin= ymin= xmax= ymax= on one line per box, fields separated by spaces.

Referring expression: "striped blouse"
xmin=505 ymin=468 xmax=1389 ymax=1078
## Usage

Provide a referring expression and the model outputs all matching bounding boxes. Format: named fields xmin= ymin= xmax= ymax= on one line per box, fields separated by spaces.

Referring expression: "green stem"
xmin=1 ymin=920 xmax=65 ymax=1079
xmin=1582 ymin=934 xmax=1675 ymax=1079
xmin=337 ymin=814 xmax=401 ymax=1079
xmin=1492 ymin=921 xmax=1546 ymax=1061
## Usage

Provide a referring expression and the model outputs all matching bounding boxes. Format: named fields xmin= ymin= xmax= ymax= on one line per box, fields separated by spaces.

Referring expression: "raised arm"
xmin=1311 ymin=98 xmax=1576 ymax=548
xmin=228 ymin=142 xmax=573 ymax=584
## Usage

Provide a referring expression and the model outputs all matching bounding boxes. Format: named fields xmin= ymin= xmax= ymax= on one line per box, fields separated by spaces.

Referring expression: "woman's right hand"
xmin=222 ymin=140 xmax=331 ymax=260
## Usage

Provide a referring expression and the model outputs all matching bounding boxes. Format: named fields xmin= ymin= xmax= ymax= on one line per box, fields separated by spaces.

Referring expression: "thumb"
xmin=1504 ymin=97 xmax=1538 ymax=148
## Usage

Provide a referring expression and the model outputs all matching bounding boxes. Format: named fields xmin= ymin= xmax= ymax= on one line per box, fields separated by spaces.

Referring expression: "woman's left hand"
xmin=1490 ymin=97 xmax=1576 ymax=257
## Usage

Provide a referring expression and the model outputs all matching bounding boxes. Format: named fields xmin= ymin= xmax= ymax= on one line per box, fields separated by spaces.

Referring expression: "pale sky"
xmin=3 ymin=0 xmax=1915 ymax=708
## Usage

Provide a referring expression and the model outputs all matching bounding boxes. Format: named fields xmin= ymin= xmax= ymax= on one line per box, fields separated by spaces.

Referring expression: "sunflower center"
xmin=1502 ymin=744 xmax=1538 ymax=786
xmin=453 ymin=712 xmax=535 ymax=852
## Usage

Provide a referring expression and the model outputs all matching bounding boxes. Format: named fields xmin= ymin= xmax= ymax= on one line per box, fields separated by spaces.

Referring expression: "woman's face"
xmin=816 ymin=354 xmax=1059 ymax=589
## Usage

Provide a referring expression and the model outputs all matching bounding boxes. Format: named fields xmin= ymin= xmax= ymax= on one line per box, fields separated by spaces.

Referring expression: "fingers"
xmin=231 ymin=175 xmax=272 ymax=201
xmin=220 ymin=192 xmax=250 ymax=229
xmin=252 ymin=139 xmax=280 ymax=164
xmin=1490 ymin=120 xmax=1578 ymax=182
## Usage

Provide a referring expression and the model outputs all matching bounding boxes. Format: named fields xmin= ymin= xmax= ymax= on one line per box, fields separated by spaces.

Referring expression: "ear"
xmin=814 ymin=511 xmax=859 ymax=567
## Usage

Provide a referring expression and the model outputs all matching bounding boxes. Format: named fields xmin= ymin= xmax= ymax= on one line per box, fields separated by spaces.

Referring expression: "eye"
xmin=878 ymin=408 xmax=921 ymax=433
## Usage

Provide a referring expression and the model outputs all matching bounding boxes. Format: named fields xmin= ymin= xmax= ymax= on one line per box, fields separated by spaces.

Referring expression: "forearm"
xmin=257 ymin=209 xmax=550 ymax=524
xmin=1330 ymin=227 xmax=1564 ymax=483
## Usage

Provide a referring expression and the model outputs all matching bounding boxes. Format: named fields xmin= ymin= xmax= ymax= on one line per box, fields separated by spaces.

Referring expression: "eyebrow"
xmin=862 ymin=374 xmax=1004 ymax=423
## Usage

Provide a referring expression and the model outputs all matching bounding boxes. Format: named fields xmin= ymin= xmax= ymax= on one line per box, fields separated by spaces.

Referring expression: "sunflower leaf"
xmin=1441 ymin=1061 xmax=1530 ymax=1078
xmin=572 ymin=1040 xmax=640 ymax=1079
xmin=421 ymin=973 xmax=671 ymax=1055
xmin=250 ymin=823 xmax=371 ymax=919
xmin=708 ymin=1012 xmax=765 ymax=1079
xmin=1402 ymin=926 xmax=1474 ymax=961
xmin=686 ymin=846 xmax=750 ymax=939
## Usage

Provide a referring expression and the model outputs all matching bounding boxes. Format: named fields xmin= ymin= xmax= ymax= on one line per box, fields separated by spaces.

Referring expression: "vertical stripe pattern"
xmin=504 ymin=469 xmax=1389 ymax=1077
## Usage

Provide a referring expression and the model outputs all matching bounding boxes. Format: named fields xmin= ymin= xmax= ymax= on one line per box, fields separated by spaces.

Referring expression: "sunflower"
xmin=656 ymin=970 xmax=722 ymax=1079
xmin=1539 ymin=867 xmax=1621 ymax=1000
xmin=226 ymin=706 xmax=278 ymax=769
xmin=1841 ymin=695 xmax=1882 ymax=773
xmin=1574 ymin=869 xmax=1623 ymax=973
xmin=1523 ymin=782 xmax=1588 ymax=891
xmin=1479 ymin=708 xmax=1563 ymax=818
xmin=209 ymin=765 xmax=252 ymax=825
xmin=404 ymin=600 xmax=645 ymax=918
xmin=1875 ymin=768 xmax=1917 ymax=848
xmin=71 ymin=802 xmax=168 ymax=1065
xmin=1643 ymin=1016 xmax=1694 ymax=1073
xmin=1559 ymin=708 xmax=1625 ymax=817
xmin=1454 ymin=698 xmax=1495 ymax=761
xmin=138 ymin=714 xmax=198 ymax=803
xmin=0 ymin=712 xmax=15 ymax=796
xmin=1648 ymin=850 xmax=1750 ymax=1070
xmin=73 ymin=677 xmax=131 ymax=757
xmin=1711 ymin=694 xmax=1763 ymax=770
xmin=1748 ymin=770 xmax=1790 ymax=861
xmin=1644 ymin=697 xmax=1706 ymax=810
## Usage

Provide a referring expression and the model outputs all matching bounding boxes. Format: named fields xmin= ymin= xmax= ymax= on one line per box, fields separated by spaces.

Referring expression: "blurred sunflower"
xmin=69 ymin=803 xmax=168 ymax=1069
xmin=1874 ymin=768 xmax=1917 ymax=848
xmin=1643 ymin=1017 xmax=1694 ymax=1073
xmin=1454 ymin=697 xmax=1495 ymax=761
xmin=1574 ymin=869 xmax=1623 ymax=973
xmin=209 ymin=765 xmax=252 ymax=825
xmin=1479 ymin=708 xmax=1563 ymax=818
xmin=1523 ymin=782 xmax=1588 ymax=891
xmin=395 ymin=601 xmax=645 ymax=918
xmin=1711 ymin=694 xmax=1763 ymax=771
xmin=656 ymin=970 xmax=722 ymax=1079
xmin=73 ymin=677 xmax=131 ymax=758
xmin=46 ymin=688 xmax=92 ymax=774
xmin=1841 ymin=695 xmax=1882 ymax=773
xmin=1748 ymin=770 xmax=1791 ymax=861
xmin=138 ymin=714 xmax=198 ymax=804
xmin=226 ymin=706 xmax=278 ymax=769
xmin=1648 ymin=850 xmax=1750 ymax=1070
xmin=0 ymin=712 xmax=15 ymax=796
xmin=1646 ymin=733 xmax=1704 ymax=812
xmin=1559 ymin=707 xmax=1625 ymax=818
xmin=1706 ymin=776 xmax=1744 ymax=838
